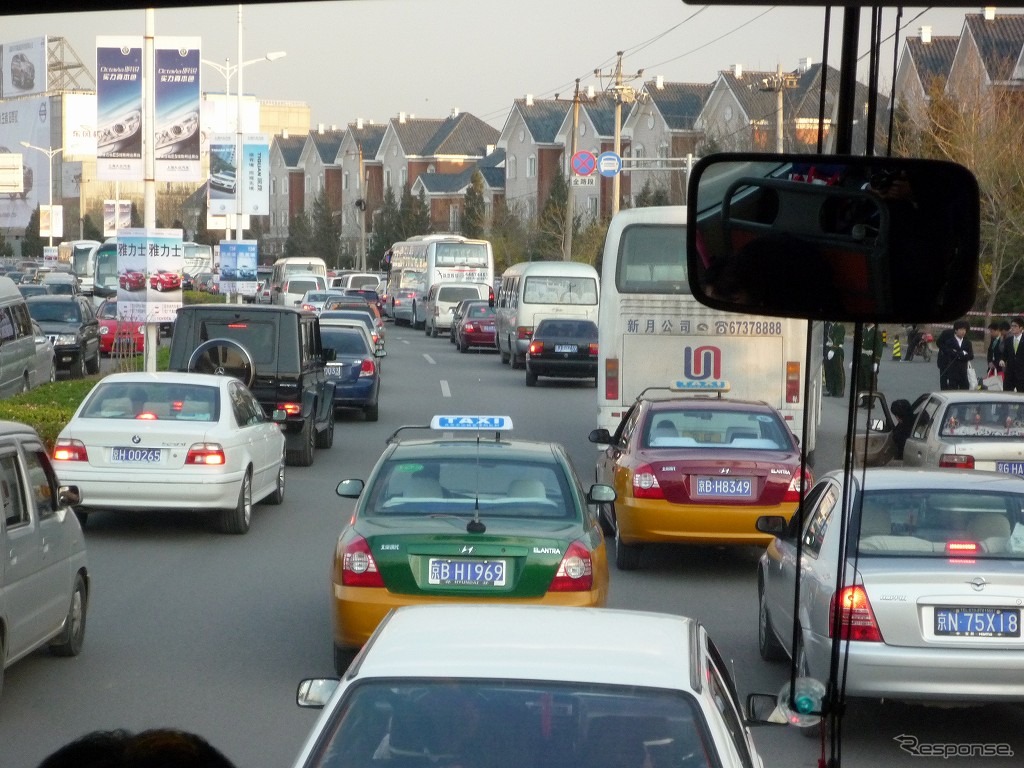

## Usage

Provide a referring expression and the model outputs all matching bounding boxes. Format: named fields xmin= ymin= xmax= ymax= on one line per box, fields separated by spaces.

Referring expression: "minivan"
xmin=280 ymin=274 xmax=328 ymax=309
xmin=424 ymin=282 xmax=491 ymax=338
xmin=0 ymin=276 xmax=49 ymax=395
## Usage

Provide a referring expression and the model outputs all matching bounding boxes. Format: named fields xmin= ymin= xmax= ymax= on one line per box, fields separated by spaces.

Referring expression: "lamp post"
xmin=20 ymin=141 xmax=63 ymax=247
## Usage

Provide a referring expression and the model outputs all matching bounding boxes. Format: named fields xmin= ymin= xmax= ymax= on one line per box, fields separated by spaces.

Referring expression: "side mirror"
xmin=587 ymin=484 xmax=617 ymax=504
xmin=588 ymin=428 xmax=612 ymax=445
xmin=296 ymin=678 xmax=340 ymax=709
xmin=746 ymin=693 xmax=789 ymax=726
xmin=58 ymin=485 xmax=81 ymax=507
xmin=756 ymin=515 xmax=788 ymax=535
xmin=336 ymin=479 xmax=364 ymax=498
xmin=686 ymin=153 xmax=980 ymax=322
xmin=271 ymin=408 xmax=289 ymax=423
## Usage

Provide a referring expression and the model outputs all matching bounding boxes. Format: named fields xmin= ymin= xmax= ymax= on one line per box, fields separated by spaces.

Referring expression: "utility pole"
xmin=597 ymin=52 xmax=643 ymax=217
xmin=759 ymin=63 xmax=798 ymax=153
xmin=562 ymin=79 xmax=582 ymax=262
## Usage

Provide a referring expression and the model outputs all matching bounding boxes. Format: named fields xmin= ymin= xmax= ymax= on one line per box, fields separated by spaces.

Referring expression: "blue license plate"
xmin=555 ymin=344 xmax=578 ymax=353
xmin=935 ymin=607 xmax=1020 ymax=637
xmin=428 ymin=558 xmax=506 ymax=586
xmin=695 ymin=477 xmax=753 ymax=498
xmin=111 ymin=447 xmax=163 ymax=464
xmin=996 ymin=462 xmax=1024 ymax=475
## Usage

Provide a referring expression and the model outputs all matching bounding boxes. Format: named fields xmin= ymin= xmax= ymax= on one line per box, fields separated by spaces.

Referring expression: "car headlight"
xmin=100 ymin=327 xmax=110 ymax=335
xmin=55 ymin=334 xmax=78 ymax=345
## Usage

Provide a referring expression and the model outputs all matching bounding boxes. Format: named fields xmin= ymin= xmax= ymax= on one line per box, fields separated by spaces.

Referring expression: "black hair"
xmin=953 ymin=320 xmax=970 ymax=331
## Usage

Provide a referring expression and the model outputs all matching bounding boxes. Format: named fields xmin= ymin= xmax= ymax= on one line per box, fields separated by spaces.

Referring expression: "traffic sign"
xmin=597 ymin=152 xmax=622 ymax=177
xmin=571 ymin=176 xmax=597 ymax=187
xmin=571 ymin=150 xmax=596 ymax=177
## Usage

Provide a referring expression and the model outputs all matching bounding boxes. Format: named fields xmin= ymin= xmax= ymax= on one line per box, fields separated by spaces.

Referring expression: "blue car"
xmin=320 ymin=325 xmax=382 ymax=421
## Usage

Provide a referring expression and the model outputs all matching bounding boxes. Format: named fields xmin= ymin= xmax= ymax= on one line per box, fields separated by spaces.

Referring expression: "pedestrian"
xmin=1000 ymin=316 xmax=1024 ymax=392
xmin=904 ymin=324 xmax=923 ymax=361
xmin=37 ymin=728 xmax=237 ymax=768
xmin=938 ymin=319 xmax=974 ymax=390
xmin=857 ymin=322 xmax=883 ymax=392
xmin=824 ymin=321 xmax=846 ymax=396
xmin=987 ymin=320 xmax=1009 ymax=377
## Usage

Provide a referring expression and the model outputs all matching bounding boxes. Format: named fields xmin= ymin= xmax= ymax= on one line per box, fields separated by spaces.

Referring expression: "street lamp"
xmin=20 ymin=140 xmax=63 ymax=247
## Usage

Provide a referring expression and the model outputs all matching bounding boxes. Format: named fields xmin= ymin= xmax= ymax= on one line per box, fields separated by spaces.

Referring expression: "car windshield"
xmin=304 ymin=292 xmax=331 ymax=303
xmin=364 ymin=457 xmax=574 ymax=519
xmin=643 ymin=408 xmax=792 ymax=450
xmin=937 ymin=401 xmax=1024 ymax=438
xmin=523 ymin=276 xmax=598 ymax=305
xmin=322 ymin=311 xmax=373 ymax=328
xmin=467 ymin=305 xmax=495 ymax=319
xmin=29 ymin=301 xmax=81 ymax=323
xmin=438 ymin=286 xmax=483 ymax=302
xmin=289 ymin=280 xmax=321 ymax=294
xmin=301 ymin=680 xmax=712 ymax=768
xmin=856 ymin=490 xmax=1024 ymax=560
xmin=79 ymin=382 xmax=221 ymax=422
xmin=321 ymin=328 xmax=370 ymax=356
xmin=47 ymin=283 xmax=76 ymax=296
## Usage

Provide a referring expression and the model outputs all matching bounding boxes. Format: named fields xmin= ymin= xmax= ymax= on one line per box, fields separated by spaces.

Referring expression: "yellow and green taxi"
xmin=589 ymin=385 xmax=810 ymax=571
xmin=330 ymin=415 xmax=614 ymax=672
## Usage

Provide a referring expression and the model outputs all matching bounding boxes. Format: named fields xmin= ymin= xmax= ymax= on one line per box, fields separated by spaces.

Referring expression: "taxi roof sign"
xmin=430 ymin=415 xmax=513 ymax=431
xmin=671 ymin=380 xmax=731 ymax=393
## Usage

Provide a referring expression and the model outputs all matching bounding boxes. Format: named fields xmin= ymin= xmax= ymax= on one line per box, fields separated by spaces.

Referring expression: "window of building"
xmin=400 ymin=168 xmax=407 ymax=187
xmin=283 ymin=177 xmax=289 ymax=194
xmin=344 ymin=171 xmax=349 ymax=190
xmin=427 ymin=163 xmax=436 ymax=174
xmin=527 ymin=155 xmax=537 ymax=178
xmin=508 ymin=155 xmax=517 ymax=180
xmin=449 ymin=205 xmax=460 ymax=231
xmin=658 ymin=143 xmax=669 ymax=169
xmin=270 ymin=178 xmax=276 ymax=195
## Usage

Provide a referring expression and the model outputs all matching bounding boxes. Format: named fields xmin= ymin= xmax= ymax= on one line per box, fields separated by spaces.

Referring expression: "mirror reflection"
xmin=686 ymin=154 xmax=980 ymax=323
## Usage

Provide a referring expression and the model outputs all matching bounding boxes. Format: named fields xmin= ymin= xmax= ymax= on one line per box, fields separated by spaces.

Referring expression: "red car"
xmin=455 ymin=303 xmax=497 ymax=352
xmin=119 ymin=270 xmax=145 ymax=291
xmin=149 ymin=270 xmax=182 ymax=291
xmin=97 ymin=299 xmax=145 ymax=355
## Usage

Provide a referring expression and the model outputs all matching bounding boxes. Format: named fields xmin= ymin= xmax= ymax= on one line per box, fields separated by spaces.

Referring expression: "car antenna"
xmin=466 ymin=429 xmax=486 ymax=534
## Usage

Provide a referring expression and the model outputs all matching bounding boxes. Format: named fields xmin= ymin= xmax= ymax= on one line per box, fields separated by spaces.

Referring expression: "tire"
xmin=187 ymin=338 xmax=256 ymax=387
xmin=365 ymin=401 xmax=379 ymax=422
xmin=86 ymin=349 xmax=100 ymax=375
xmin=614 ymin=527 xmax=642 ymax=571
xmin=48 ymin=363 xmax=56 ymax=384
xmin=315 ymin=405 xmax=334 ymax=449
xmin=334 ymin=644 xmax=358 ymax=675
xmin=424 ymin=320 xmax=431 ymax=336
xmin=499 ymin=342 xmax=510 ymax=364
xmin=758 ymin=583 xmax=788 ymax=661
xmin=155 ymin=282 xmax=163 ymax=292
xmin=266 ymin=461 xmax=285 ymax=505
xmin=218 ymin=469 xmax=253 ymax=534
xmin=71 ymin=352 xmax=87 ymax=379
xmin=50 ymin=573 xmax=87 ymax=657
xmin=430 ymin=322 xmax=439 ymax=338
xmin=287 ymin=417 xmax=316 ymax=467
xmin=459 ymin=337 xmax=469 ymax=353
xmin=0 ymin=636 xmax=5 ymax=701
xmin=598 ymin=502 xmax=615 ymax=537
xmin=511 ymin=351 xmax=525 ymax=370
xmin=525 ymin=370 xmax=538 ymax=387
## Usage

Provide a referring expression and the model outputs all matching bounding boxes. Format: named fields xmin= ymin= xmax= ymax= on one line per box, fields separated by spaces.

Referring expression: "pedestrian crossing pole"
xmin=891 ymin=335 xmax=902 ymax=361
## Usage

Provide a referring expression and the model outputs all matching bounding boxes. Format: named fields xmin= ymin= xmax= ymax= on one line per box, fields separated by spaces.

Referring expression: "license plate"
xmin=996 ymin=462 xmax=1024 ymax=475
xmin=111 ymin=447 xmax=163 ymax=464
xmin=935 ymin=607 xmax=1020 ymax=637
xmin=428 ymin=558 xmax=507 ymax=586
xmin=326 ymin=364 xmax=342 ymax=374
xmin=482 ymin=325 xmax=495 ymax=332
xmin=695 ymin=477 xmax=753 ymax=498
xmin=555 ymin=344 xmax=578 ymax=353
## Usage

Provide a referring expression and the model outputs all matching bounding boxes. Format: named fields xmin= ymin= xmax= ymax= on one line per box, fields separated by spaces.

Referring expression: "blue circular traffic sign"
xmin=571 ymin=150 xmax=596 ymax=177
xmin=597 ymin=151 xmax=622 ymax=177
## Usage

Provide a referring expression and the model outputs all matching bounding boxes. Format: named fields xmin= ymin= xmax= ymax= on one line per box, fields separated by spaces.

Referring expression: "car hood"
xmin=34 ymin=320 xmax=83 ymax=334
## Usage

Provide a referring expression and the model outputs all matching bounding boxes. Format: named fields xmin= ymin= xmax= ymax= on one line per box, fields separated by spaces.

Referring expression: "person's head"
xmin=1000 ymin=321 xmax=1011 ymax=334
xmin=37 ymin=729 xmax=235 ymax=768
xmin=953 ymin=319 xmax=969 ymax=338
xmin=1012 ymin=317 xmax=1024 ymax=336
xmin=891 ymin=399 xmax=913 ymax=423
xmin=988 ymin=321 xmax=1000 ymax=333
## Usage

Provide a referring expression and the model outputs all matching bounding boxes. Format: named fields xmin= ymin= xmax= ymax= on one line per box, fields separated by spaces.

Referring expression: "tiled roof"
xmin=424 ymin=113 xmax=500 ymax=157
xmin=392 ymin=117 xmax=446 ymax=156
xmin=416 ymin=168 xmax=474 ymax=194
xmin=514 ymin=98 xmax=572 ymax=143
xmin=906 ymin=35 xmax=958 ymax=90
xmin=644 ymin=81 xmax=711 ymax=130
xmin=309 ymin=129 xmax=345 ymax=165
xmin=347 ymin=122 xmax=386 ymax=157
xmin=964 ymin=12 xmax=1024 ymax=82
xmin=272 ymin=134 xmax=306 ymax=168
xmin=582 ymin=93 xmax=618 ymax=137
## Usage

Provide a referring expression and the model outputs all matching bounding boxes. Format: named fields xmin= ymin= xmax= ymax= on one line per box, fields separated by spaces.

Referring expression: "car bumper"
xmin=525 ymin=358 xmax=597 ymax=379
xmin=53 ymin=346 xmax=85 ymax=370
xmin=615 ymin=496 xmax=797 ymax=546
xmin=461 ymin=331 xmax=496 ymax=347
xmin=804 ymin=631 xmax=1024 ymax=701
xmin=330 ymin=378 xmax=378 ymax=407
xmin=57 ymin=468 xmax=245 ymax=511
xmin=332 ymin=584 xmax=605 ymax=649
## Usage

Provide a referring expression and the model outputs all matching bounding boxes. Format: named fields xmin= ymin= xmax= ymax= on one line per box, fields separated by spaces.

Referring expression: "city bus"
xmin=596 ymin=206 xmax=822 ymax=461
xmin=495 ymin=260 xmax=600 ymax=368
xmin=57 ymin=240 xmax=101 ymax=296
xmin=387 ymin=234 xmax=494 ymax=328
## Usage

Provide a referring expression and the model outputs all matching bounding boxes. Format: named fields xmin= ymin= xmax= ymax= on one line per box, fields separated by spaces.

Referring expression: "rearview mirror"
xmin=686 ymin=153 xmax=980 ymax=323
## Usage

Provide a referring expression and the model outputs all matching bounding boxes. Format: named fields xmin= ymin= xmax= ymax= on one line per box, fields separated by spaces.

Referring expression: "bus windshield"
xmin=434 ymin=242 xmax=488 ymax=266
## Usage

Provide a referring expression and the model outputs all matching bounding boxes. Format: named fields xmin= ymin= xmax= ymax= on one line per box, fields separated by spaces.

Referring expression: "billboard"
xmin=96 ymin=37 xmax=143 ymax=181
xmin=155 ymin=37 xmax=201 ymax=182
xmin=0 ymin=96 xmax=55 ymax=231
xmin=103 ymin=200 xmax=132 ymax=237
xmin=218 ymin=240 xmax=258 ymax=296
xmin=40 ymin=205 xmax=63 ymax=238
xmin=63 ymin=93 xmax=97 ymax=159
xmin=1 ymin=37 xmax=48 ymax=99
xmin=208 ymin=133 xmax=237 ymax=216
xmin=241 ymin=134 xmax=270 ymax=215
xmin=116 ymin=228 xmax=184 ymax=323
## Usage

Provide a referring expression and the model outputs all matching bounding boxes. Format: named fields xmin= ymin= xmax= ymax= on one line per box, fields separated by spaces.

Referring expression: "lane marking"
xmin=423 ymin=354 xmax=436 ymax=365
xmin=440 ymin=380 xmax=451 ymax=398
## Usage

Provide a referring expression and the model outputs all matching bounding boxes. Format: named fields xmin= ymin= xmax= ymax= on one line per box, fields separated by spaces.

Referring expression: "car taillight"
xmin=394 ymin=298 xmax=402 ymax=306
xmin=341 ymin=536 xmax=383 ymax=587
xmin=588 ymin=342 xmax=598 ymax=356
xmin=632 ymin=464 xmax=664 ymax=499
xmin=372 ymin=332 xmax=380 ymax=344
xmin=946 ymin=540 xmax=979 ymax=554
xmin=548 ymin=540 xmax=594 ymax=592
xmin=302 ymin=303 xmax=316 ymax=312
xmin=185 ymin=443 xmax=226 ymax=465
xmin=53 ymin=439 xmax=88 ymax=462
xmin=359 ymin=359 xmax=376 ymax=377
xmin=517 ymin=326 xmax=533 ymax=340
xmin=605 ymin=358 xmax=619 ymax=400
xmin=529 ymin=340 xmax=544 ymax=355
xmin=278 ymin=402 xmax=302 ymax=416
xmin=940 ymin=454 xmax=975 ymax=469
xmin=783 ymin=468 xmax=813 ymax=503
xmin=829 ymin=585 xmax=883 ymax=642
xmin=464 ymin=322 xmax=475 ymax=333
xmin=786 ymin=361 xmax=801 ymax=403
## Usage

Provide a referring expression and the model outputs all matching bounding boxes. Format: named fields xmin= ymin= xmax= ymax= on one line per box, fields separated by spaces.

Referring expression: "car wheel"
xmin=511 ymin=351 xmax=525 ymax=370
xmin=499 ymin=340 xmax=510 ymax=364
xmin=365 ymin=401 xmax=379 ymax=422
xmin=525 ymin=370 xmax=538 ymax=387
xmin=74 ymin=509 xmax=89 ymax=527
xmin=758 ymin=582 xmax=788 ymax=661
xmin=20 ymin=373 xmax=29 ymax=394
xmin=86 ymin=349 xmax=101 ymax=375
xmin=614 ymin=526 xmax=642 ymax=571
xmin=459 ymin=337 xmax=468 ymax=353
xmin=430 ymin=322 xmax=439 ymax=338
xmin=266 ymin=462 xmax=285 ymax=505
xmin=598 ymin=502 xmax=615 ymax=537
xmin=72 ymin=353 xmax=87 ymax=379
xmin=218 ymin=468 xmax=253 ymax=534
xmin=48 ymin=363 xmax=56 ymax=384
xmin=0 ymin=636 xmax=5 ymax=700
xmin=287 ymin=417 xmax=316 ymax=467
xmin=50 ymin=573 xmax=87 ymax=657
xmin=315 ymin=405 xmax=335 ymax=449
xmin=334 ymin=644 xmax=358 ymax=675
xmin=156 ymin=282 xmax=163 ymax=292
xmin=187 ymin=338 xmax=256 ymax=388
xmin=424 ymin=320 xmax=431 ymax=336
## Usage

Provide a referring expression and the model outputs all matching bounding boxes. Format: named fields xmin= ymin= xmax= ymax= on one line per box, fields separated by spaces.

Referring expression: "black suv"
xmin=168 ymin=305 xmax=336 ymax=466
xmin=26 ymin=295 xmax=101 ymax=379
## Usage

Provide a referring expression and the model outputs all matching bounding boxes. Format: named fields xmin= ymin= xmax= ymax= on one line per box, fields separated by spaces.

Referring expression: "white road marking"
xmin=441 ymin=380 xmax=451 ymax=398
xmin=423 ymin=354 xmax=436 ymax=364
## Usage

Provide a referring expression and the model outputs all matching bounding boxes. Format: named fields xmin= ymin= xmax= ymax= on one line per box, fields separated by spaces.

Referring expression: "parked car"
xmin=524 ymin=318 xmax=599 ymax=386
xmin=0 ymin=421 xmax=88 ymax=702
xmin=96 ymin=299 xmax=145 ymax=356
xmin=25 ymin=295 xmax=101 ymax=379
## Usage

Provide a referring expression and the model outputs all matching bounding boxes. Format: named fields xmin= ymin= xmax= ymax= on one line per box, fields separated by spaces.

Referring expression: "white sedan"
xmin=292 ymin=605 xmax=767 ymax=768
xmin=52 ymin=372 xmax=286 ymax=534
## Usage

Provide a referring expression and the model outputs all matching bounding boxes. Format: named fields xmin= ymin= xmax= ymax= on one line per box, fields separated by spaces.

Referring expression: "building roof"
xmin=308 ymin=128 xmax=346 ymax=165
xmin=643 ymin=81 xmax=712 ymax=130
xmin=347 ymin=122 xmax=387 ymax=158
xmin=391 ymin=117 xmax=447 ymax=156
xmin=272 ymin=133 xmax=306 ymax=168
xmin=422 ymin=113 xmax=500 ymax=157
xmin=581 ymin=93 xmax=618 ymax=137
xmin=905 ymin=35 xmax=959 ymax=91
xmin=514 ymin=98 xmax=572 ymax=143
xmin=964 ymin=12 xmax=1024 ymax=82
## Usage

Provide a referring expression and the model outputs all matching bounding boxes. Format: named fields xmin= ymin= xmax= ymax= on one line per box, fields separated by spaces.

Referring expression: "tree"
xmin=489 ymin=198 xmax=529 ymax=273
xmin=284 ymin=211 xmax=314 ymax=258
xmin=310 ymin=188 xmax=342 ymax=267
xmin=462 ymin=171 xmax=486 ymax=239
xmin=369 ymin=185 xmax=402 ymax=262
xmin=0 ymin=230 xmax=15 ymax=259
xmin=81 ymin=214 xmax=103 ymax=242
xmin=634 ymin=178 xmax=671 ymax=208
xmin=533 ymin=167 xmax=569 ymax=260
xmin=22 ymin=208 xmax=43 ymax=258
xmin=399 ymin=185 xmax=431 ymax=236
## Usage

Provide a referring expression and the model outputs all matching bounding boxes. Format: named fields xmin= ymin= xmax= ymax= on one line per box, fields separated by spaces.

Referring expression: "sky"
xmin=3 ymin=1 xmax=981 ymax=130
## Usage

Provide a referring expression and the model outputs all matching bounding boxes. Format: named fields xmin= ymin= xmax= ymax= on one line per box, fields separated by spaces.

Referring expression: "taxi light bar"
xmin=53 ymin=439 xmax=88 ymax=462
xmin=429 ymin=415 xmax=513 ymax=431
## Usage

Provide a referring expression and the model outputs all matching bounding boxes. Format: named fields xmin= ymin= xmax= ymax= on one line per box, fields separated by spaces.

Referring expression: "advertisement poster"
xmin=1 ymin=37 xmax=48 ymax=99
xmin=218 ymin=240 xmax=258 ymax=297
xmin=62 ymin=93 xmax=96 ymax=159
xmin=208 ymin=133 xmax=236 ymax=216
xmin=116 ymin=228 xmax=184 ymax=323
xmin=154 ymin=38 xmax=201 ymax=182
xmin=103 ymin=200 xmax=133 ymax=237
xmin=0 ymin=96 xmax=54 ymax=231
xmin=241 ymin=134 xmax=270 ymax=215
xmin=96 ymin=37 xmax=143 ymax=181
xmin=39 ymin=205 xmax=63 ymax=239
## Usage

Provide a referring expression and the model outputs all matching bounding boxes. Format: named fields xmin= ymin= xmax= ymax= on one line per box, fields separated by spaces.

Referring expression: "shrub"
xmin=0 ymin=379 xmax=99 ymax=450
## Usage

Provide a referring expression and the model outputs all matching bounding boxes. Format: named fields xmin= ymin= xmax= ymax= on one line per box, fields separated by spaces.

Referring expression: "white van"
xmin=494 ymin=261 xmax=600 ymax=368
xmin=0 ymin=276 xmax=47 ymax=395
xmin=328 ymin=272 xmax=381 ymax=291
xmin=424 ymin=282 xmax=491 ymax=337
xmin=280 ymin=274 xmax=328 ymax=309
xmin=269 ymin=257 xmax=328 ymax=305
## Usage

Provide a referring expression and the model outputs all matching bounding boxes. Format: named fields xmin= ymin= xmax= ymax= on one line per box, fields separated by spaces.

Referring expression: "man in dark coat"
xmin=857 ymin=323 xmax=883 ymax=392
xmin=938 ymin=320 xmax=974 ymax=390
xmin=824 ymin=321 xmax=846 ymax=396
xmin=1001 ymin=316 xmax=1024 ymax=392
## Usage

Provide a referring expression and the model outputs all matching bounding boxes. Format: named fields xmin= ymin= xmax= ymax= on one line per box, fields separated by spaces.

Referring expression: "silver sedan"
xmin=757 ymin=468 xmax=1024 ymax=704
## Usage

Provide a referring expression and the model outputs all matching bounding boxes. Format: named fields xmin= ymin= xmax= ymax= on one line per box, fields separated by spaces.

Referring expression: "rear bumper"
xmin=615 ymin=496 xmax=796 ymax=546
xmin=57 ymin=468 xmax=243 ymax=511
xmin=526 ymin=357 xmax=597 ymax=379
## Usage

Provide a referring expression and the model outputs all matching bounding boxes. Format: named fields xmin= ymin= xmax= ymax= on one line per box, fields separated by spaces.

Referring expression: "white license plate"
xmin=326 ymin=364 xmax=342 ymax=374
xmin=111 ymin=447 xmax=163 ymax=464
xmin=555 ymin=344 xmax=578 ymax=353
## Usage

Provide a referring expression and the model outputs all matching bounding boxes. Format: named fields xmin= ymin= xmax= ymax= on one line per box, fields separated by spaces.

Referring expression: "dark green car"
xmin=330 ymin=415 xmax=615 ymax=673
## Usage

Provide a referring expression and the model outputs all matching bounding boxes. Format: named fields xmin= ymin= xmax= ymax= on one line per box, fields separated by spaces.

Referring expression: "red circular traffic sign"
xmin=571 ymin=150 xmax=596 ymax=177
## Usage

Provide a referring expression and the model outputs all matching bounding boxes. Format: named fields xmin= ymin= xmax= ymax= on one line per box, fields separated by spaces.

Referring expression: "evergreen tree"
xmin=534 ymin=167 xmax=569 ymax=260
xmin=462 ymin=171 xmax=486 ymax=239
xmin=310 ymin=188 xmax=342 ymax=267
xmin=399 ymin=185 xmax=431 ymax=237
xmin=0 ymin=231 xmax=15 ymax=259
xmin=81 ymin=214 xmax=103 ymax=242
xmin=489 ymin=198 xmax=529 ymax=273
xmin=22 ymin=208 xmax=43 ymax=258
xmin=369 ymin=185 xmax=402 ymax=261
xmin=284 ymin=211 xmax=314 ymax=258
xmin=130 ymin=202 xmax=143 ymax=227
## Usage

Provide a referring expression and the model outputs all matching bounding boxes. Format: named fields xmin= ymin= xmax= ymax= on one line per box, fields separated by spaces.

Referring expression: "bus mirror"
xmin=685 ymin=153 xmax=980 ymax=323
